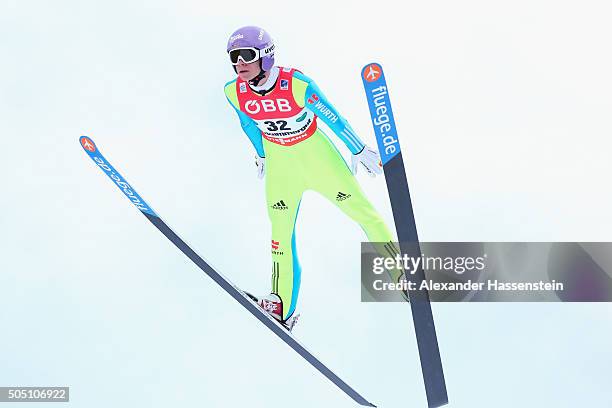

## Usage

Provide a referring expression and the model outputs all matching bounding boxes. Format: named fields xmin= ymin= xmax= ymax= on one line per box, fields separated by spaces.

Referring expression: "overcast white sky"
xmin=1 ymin=0 xmax=611 ymax=407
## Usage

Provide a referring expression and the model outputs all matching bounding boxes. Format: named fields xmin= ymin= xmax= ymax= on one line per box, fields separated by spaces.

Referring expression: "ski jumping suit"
xmin=225 ymin=67 xmax=395 ymax=320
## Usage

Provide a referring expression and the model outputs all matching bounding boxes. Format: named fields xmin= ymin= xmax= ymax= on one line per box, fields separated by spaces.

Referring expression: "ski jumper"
xmin=225 ymin=67 xmax=395 ymax=320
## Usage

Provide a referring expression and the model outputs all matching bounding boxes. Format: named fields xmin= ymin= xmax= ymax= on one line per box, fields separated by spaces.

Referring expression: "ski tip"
xmin=361 ymin=61 xmax=382 ymax=73
xmin=361 ymin=62 xmax=384 ymax=83
xmin=79 ymin=135 xmax=98 ymax=153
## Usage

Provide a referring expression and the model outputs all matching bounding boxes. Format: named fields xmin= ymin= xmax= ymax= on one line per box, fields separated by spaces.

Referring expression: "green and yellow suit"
xmin=225 ymin=66 xmax=395 ymax=320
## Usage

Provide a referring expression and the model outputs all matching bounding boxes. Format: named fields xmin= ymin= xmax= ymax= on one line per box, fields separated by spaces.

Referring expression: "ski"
xmin=79 ymin=136 xmax=376 ymax=407
xmin=361 ymin=64 xmax=448 ymax=407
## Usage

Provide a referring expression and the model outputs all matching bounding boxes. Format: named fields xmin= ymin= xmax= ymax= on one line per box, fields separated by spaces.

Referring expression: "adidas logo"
xmin=271 ymin=200 xmax=288 ymax=210
xmin=336 ymin=191 xmax=352 ymax=201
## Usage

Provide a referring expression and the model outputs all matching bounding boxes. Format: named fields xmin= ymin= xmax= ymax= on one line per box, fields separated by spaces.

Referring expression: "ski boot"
xmin=244 ymin=292 xmax=300 ymax=332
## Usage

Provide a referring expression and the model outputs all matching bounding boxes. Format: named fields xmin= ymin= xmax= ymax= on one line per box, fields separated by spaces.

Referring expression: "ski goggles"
xmin=228 ymin=44 xmax=274 ymax=65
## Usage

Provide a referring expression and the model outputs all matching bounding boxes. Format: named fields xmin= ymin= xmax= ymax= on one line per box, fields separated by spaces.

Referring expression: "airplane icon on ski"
xmin=363 ymin=63 xmax=382 ymax=82
xmin=80 ymin=136 xmax=96 ymax=152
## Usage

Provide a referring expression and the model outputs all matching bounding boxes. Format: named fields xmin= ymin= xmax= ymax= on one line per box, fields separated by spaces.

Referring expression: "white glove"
xmin=351 ymin=146 xmax=382 ymax=177
xmin=255 ymin=156 xmax=265 ymax=179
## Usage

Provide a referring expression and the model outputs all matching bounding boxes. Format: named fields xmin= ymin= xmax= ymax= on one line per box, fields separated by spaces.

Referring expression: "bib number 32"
xmin=264 ymin=120 xmax=290 ymax=132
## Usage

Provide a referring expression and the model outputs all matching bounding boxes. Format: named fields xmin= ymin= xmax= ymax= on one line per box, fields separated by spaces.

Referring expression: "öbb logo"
xmin=245 ymin=99 xmax=291 ymax=114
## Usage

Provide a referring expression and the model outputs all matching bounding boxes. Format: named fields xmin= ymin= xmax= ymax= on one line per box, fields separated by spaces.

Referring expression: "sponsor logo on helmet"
xmin=280 ymin=79 xmax=288 ymax=90
xmin=245 ymin=99 xmax=291 ymax=114
xmin=230 ymin=33 xmax=244 ymax=43
xmin=261 ymin=44 xmax=275 ymax=55
xmin=239 ymin=82 xmax=247 ymax=93
xmin=258 ymin=29 xmax=264 ymax=41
